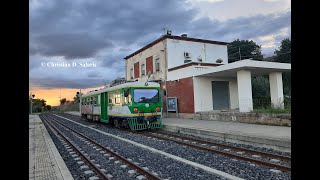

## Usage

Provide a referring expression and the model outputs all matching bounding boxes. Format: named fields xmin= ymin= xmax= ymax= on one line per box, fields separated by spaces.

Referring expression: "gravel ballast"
xmin=41 ymin=114 xmax=227 ymax=180
xmin=45 ymin=113 xmax=291 ymax=179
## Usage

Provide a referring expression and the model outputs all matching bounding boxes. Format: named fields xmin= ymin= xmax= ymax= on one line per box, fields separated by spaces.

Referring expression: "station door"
xmin=212 ymin=81 xmax=230 ymax=110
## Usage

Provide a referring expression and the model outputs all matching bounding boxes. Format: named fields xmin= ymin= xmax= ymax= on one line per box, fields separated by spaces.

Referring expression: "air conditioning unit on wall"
xmin=184 ymin=52 xmax=191 ymax=58
xmin=216 ymin=58 xmax=223 ymax=63
xmin=197 ymin=56 xmax=202 ymax=62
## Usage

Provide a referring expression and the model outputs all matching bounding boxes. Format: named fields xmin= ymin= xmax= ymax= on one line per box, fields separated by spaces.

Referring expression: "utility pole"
xmin=30 ymin=93 xmax=32 ymax=114
xmin=30 ymin=93 xmax=35 ymax=114
xmin=79 ymin=89 xmax=82 ymax=115
xmin=238 ymin=47 xmax=242 ymax=60
xmin=59 ymin=88 xmax=62 ymax=111
xmin=30 ymin=97 xmax=32 ymax=114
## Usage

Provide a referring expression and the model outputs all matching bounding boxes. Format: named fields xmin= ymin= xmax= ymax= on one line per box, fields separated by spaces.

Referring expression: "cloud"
xmin=87 ymin=71 xmax=102 ymax=78
xmin=29 ymin=55 xmax=124 ymax=89
xmin=29 ymin=78 xmax=108 ymax=89
xmin=32 ymin=33 xmax=113 ymax=59
xmin=186 ymin=0 xmax=290 ymax=21
xmin=30 ymin=0 xmax=290 ymax=90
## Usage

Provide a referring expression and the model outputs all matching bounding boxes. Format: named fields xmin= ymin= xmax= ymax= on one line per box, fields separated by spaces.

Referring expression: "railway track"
xmin=41 ymin=114 xmax=161 ymax=180
xmin=53 ymin=113 xmax=291 ymax=173
xmin=42 ymin=115 xmax=111 ymax=180
xmin=138 ymin=131 xmax=291 ymax=172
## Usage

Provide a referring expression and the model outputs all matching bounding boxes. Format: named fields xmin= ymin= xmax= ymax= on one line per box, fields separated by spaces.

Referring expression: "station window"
xmin=130 ymin=68 xmax=133 ymax=79
xmin=141 ymin=64 xmax=145 ymax=76
xmin=155 ymin=58 xmax=160 ymax=71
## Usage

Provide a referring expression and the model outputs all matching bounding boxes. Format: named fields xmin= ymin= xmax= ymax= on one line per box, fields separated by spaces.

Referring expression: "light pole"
xmin=30 ymin=94 xmax=35 ymax=114
xmin=77 ymin=89 xmax=82 ymax=115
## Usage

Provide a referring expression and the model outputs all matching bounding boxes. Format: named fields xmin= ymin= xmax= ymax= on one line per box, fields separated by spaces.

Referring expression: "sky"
xmin=29 ymin=0 xmax=291 ymax=106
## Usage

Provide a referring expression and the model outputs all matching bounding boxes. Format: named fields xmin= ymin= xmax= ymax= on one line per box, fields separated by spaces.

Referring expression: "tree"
xmin=251 ymin=76 xmax=271 ymax=108
xmin=263 ymin=56 xmax=275 ymax=62
xmin=274 ymin=38 xmax=291 ymax=63
xmin=274 ymin=38 xmax=291 ymax=97
xmin=73 ymin=92 xmax=83 ymax=104
xmin=110 ymin=77 xmax=126 ymax=87
xmin=252 ymin=76 xmax=270 ymax=98
xmin=45 ymin=105 xmax=51 ymax=111
xmin=60 ymin=98 xmax=67 ymax=105
xmin=31 ymin=98 xmax=47 ymax=112
xmin=228 ymin=39 xmax=263 ymax=63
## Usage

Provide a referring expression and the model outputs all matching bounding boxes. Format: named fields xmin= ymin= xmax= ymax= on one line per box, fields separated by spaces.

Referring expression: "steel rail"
xmin=47 ymin=114 xmax=162 ymax=180
xmin=140 ymin=131 xmax=291 ymax=172
xmin=41 ymin=115 xmax=111 ymax=180
xmin=154 ymin=131 xmax=291 ymax=161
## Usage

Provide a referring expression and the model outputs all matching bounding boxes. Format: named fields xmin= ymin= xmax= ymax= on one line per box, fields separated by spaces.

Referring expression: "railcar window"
xmin=92 ymin=96 xmax=97 ymax=105
xmin=109 ymin=91 xmax=121 ymax=105
xmin=124 ymin=89 xmax=132 ymax=104
xmin=115 ymin=93 xmax=121 ymax=104
xmin=134 ymin=89 xmax=159 ymax=103
xmin=108 ymin=93 xmax=114 ymax=104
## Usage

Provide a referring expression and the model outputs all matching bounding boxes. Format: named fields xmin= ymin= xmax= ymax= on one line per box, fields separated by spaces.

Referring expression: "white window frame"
xmin=130 ymin=68 xmax=133 ymax=79
xmin=155 ymin=58 xmax=160 ymax=72
xmin=141 ymin=64 xmax=145 ymax=76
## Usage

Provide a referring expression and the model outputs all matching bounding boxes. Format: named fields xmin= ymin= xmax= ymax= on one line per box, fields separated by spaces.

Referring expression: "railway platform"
xmin=29 ymin=114 xmax=73 ymax=180
xmin=162 ymin=118 xmax=291 ymax=152
xmin=65 ymin=111 xmax=291 ymax=152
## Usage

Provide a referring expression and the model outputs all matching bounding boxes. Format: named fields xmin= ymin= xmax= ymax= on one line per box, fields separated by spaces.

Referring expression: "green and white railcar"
xmin=80 ymin=82 xmax=162 ymax=130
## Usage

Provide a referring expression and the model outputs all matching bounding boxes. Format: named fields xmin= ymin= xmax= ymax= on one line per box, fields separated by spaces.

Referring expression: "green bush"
xmin=253 ymin=107 xmax=291 ymax=114
xmin=253 ymin=97 xmax=271 ymax=109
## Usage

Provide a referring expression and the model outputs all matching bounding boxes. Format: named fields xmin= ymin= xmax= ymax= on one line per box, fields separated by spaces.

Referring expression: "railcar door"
xmin=100 ymin=92 xmax=109 ymax=123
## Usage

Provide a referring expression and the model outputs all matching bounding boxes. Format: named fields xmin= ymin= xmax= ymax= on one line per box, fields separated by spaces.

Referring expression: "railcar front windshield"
xmin=133 ymin=89 xmax=159 ymax=103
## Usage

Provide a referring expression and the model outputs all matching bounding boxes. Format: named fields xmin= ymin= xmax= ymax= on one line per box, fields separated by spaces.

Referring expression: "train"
xmin=80 ymin=81 xmax=163 ymax=131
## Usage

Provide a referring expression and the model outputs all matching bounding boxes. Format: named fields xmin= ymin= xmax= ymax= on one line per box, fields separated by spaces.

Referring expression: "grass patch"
xmin=253 ymin=107 xmax=291 ymax=114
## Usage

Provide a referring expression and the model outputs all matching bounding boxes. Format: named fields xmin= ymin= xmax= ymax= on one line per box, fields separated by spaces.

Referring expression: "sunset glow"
xmin=29 ymin=86 xmax=104 ymax=106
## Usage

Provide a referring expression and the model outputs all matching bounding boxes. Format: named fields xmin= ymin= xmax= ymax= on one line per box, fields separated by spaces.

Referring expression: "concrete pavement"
xmin=29 ymin=114 xmax=74 ymax=180
xmin=65 ymin=111 xmax=291 ymax=152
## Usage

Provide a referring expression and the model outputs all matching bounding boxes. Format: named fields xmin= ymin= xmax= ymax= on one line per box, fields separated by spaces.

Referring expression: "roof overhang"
xmin=200 ymin=60 xmax=291 ymax=78
xmin=167 ymin=60 xmax=291 ymax=80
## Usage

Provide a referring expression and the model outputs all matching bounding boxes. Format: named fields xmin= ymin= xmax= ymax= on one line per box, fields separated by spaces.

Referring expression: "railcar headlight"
xmin=133 ymin=108 xmax=139 ymax=112
xmin=155 ymin=107 xmax=161 ymax=111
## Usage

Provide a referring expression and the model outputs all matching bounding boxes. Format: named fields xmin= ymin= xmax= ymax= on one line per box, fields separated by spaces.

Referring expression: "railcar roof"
xmin=81 ymin=81 xmax=160 ymax=97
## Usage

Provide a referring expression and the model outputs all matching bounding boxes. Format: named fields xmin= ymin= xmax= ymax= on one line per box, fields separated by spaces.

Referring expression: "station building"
xmin=124 ymin=34 xmax=291 ymax=118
